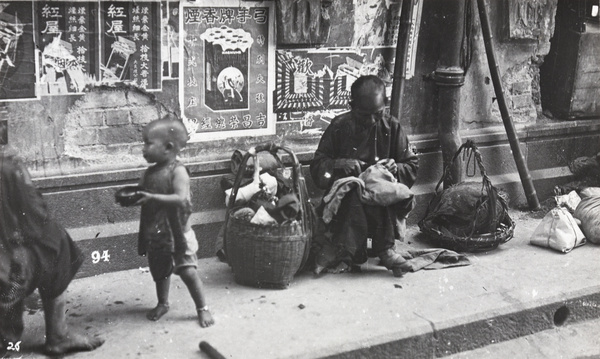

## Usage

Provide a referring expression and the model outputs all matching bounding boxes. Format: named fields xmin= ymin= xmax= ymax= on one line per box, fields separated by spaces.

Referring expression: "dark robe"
xmin=0 ymin=151 xmax=83 ymax=346
xmin=310 ymin=111 xmax=418 ymax=264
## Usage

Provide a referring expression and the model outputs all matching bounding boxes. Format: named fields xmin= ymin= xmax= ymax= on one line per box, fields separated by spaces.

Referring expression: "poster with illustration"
xmin=181 ymin=0 xmax=275 ymax=141
xmin=99 ymin=1 xmax=161 ymax=91
xmin=274 ymin=47 xmax=396 ymax=112
xmin=33 ymin=1 xmax=99 ymax=95
xmin=0 ymin=1 xmax=37 ymax=101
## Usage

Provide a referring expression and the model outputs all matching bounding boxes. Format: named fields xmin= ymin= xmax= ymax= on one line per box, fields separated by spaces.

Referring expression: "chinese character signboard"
xmin=1 ymin=1 xmax=37 ymax=101
xmin=34 ymin=1 xmax=99 ymax=95
xmin=161 ymin=1 xmax=179 ymax=79
xmin=100 ymin=1 xmax=161 ymax=91
xmin=181 ymin=0 xmax=275 ymax=141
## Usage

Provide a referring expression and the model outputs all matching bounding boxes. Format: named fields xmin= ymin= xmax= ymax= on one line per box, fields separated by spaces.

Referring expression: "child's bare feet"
xmin=44 ymin=332 xmax=104 ymax=355
xmin=197 ymin=308 xmax=215 ymax=328
xmin=146 ymin=303 xmax=169 ymax=321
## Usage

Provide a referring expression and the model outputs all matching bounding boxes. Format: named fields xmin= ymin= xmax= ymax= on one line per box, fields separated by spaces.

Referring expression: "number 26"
xmin=7 ymin=341 xmax=21 ymax=351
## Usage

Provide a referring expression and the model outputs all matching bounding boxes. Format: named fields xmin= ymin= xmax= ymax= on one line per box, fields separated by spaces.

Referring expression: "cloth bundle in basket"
xmin=223 ymin=144 xmax=313 ymax=289
xmin=419 ymin=140 xmax=514 ymax=252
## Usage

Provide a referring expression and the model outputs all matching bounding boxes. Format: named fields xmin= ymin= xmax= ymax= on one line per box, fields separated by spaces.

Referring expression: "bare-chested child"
xmin=134 ymin=119 xmax=214 ymax=328
xmin=0 ymin=146 xmax=104 ymax=356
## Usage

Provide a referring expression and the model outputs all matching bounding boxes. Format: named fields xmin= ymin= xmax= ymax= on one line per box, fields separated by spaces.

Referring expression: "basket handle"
xmin=433 ymin=140 xmax=491 ymax=194
xmin=227 ymin=143 xmax=301 ymax=207
xmin=223 ymin=150 xmax=256 ymax=264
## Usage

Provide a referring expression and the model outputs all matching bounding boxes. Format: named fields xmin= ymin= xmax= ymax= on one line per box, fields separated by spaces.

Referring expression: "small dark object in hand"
xmin=115 ymin=186 xmax=145 ymax=207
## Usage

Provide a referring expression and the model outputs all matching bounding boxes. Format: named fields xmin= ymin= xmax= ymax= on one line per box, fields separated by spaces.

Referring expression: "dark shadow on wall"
xmin=540 ymin=0 xmax=600 ymax=120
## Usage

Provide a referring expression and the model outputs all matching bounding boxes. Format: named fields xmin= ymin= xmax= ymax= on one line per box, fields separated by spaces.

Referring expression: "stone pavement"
xmin=448 ymin=317 xmax=600 ymax=359
xmin=11 ymin=209 xmax=600 ymax=359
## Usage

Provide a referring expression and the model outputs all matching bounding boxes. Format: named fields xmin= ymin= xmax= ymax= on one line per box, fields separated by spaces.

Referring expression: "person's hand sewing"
xmin=378 ymin=158 xmax=397 ymax=175
xmin=334 ymin=158 xmax=367 ymax=176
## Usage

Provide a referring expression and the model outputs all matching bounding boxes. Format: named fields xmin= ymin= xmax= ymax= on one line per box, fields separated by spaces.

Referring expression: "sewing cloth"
xmin=322 ymin=163 xmax=414 ymax=224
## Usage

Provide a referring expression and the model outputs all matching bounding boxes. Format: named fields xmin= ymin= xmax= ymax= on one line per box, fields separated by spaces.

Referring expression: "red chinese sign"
xmin=100 ymin=1 xmax=161 ymax=90
xmin=34 ymin=1 xmax=99 ymax=95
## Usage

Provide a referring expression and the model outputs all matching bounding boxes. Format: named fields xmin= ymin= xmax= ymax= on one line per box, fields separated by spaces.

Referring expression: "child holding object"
xmin=134 ymin=119 xmax=214 ymax=328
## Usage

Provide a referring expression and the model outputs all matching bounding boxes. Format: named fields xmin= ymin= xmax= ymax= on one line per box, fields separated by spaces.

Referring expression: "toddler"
xmin=135 ymin=119 xmax=214 ymax=327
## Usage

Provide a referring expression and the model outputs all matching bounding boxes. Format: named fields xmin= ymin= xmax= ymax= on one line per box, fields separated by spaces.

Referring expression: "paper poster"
xmin=99 ymin=1 xmax=161 ymax=90
xmin=181 ymin=0 xmax=275 ymax=141
xmin=34 ymin=1 xmax=99 ymax=95
xmin=0 ymin=1 xmax=37 ymax=101
xmin=404 ymin=0 xmax=424 ymax=80
xmin=161 ymin=1 xmax=179 ymax=79
xmin=274 ymin=47 xmax=396 ymax=112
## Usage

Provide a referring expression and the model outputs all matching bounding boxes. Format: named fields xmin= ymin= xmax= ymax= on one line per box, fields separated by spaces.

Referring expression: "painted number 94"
xmin=91 ymin=250 xmax=110 ymax=264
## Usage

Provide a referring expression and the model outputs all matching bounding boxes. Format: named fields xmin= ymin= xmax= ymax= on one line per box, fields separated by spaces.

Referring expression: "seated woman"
xmin=310 ymin=75 xmax=418 ymax=275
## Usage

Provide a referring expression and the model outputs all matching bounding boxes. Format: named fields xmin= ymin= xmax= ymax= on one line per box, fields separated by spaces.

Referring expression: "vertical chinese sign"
xmin=181 ymin=0 xmax=275 ymax=141
xmin=0 ymin=1 xmax=37 ymax=101
xmin=34 ymin=1 xmax=99 ymax=95
xmin=100 ymin=1 xmax=161 ymax=91
xmin=161 ymin=1 xmax=179 ymax=79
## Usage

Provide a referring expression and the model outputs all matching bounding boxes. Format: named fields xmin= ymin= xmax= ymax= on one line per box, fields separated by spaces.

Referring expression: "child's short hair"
xmin=145 ymin=119 xmax=189 ymax=151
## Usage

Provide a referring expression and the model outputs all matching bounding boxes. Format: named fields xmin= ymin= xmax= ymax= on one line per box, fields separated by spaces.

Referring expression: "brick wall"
xmin=487 ymin=65 xmax=539 ymax=124
xmin=63 ymin=86 xmax=164 ymax=168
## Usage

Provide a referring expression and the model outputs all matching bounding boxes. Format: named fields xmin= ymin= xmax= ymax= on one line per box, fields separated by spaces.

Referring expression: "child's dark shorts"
xmin=147 ymin=230 xmax=199 ymax=281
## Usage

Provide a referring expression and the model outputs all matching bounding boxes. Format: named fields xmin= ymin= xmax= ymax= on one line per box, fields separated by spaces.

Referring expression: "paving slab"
xmin=11 ymin=210 xmax=600 ymax=359
xmin=448 ymin=317 xmax=600 ymax=359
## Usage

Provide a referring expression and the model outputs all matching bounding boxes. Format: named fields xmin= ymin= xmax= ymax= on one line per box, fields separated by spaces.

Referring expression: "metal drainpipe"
xmin=434 ymin=0 xmax=467 ymax=188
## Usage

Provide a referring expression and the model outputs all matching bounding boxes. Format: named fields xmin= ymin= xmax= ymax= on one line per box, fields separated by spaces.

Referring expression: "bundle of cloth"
xmin=312 ymin=163 xmax=470 ymax=275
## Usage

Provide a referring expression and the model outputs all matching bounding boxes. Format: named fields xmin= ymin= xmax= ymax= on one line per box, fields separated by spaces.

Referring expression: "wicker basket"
xmin=223 ymin=144 xmax=312 ymax=289
xmin=420 ymin=214 xmax=514 ymax=252
xmin=419 ymin=140 xmax=514 ymax=252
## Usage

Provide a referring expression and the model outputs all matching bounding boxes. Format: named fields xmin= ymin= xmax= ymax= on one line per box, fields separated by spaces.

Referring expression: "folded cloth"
xmin=359 ymin=163 xmax=413 ymax=207
xmin=250 ymin=206 xmax=279 ymax=226
xmin=313 ymin=238 xmax=470 ymax=275
xmin=276 ymin=193 xmax=300 ymax=220
xmin=322 ymin=177 xmax=361 ymax=223
xmin=224 ymin=172 xmax=278 ymax=206
xmin=321 ymin=164 xmax=414 ymax=224
xmin=392 ymin=242 xmax=470 ymax=272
